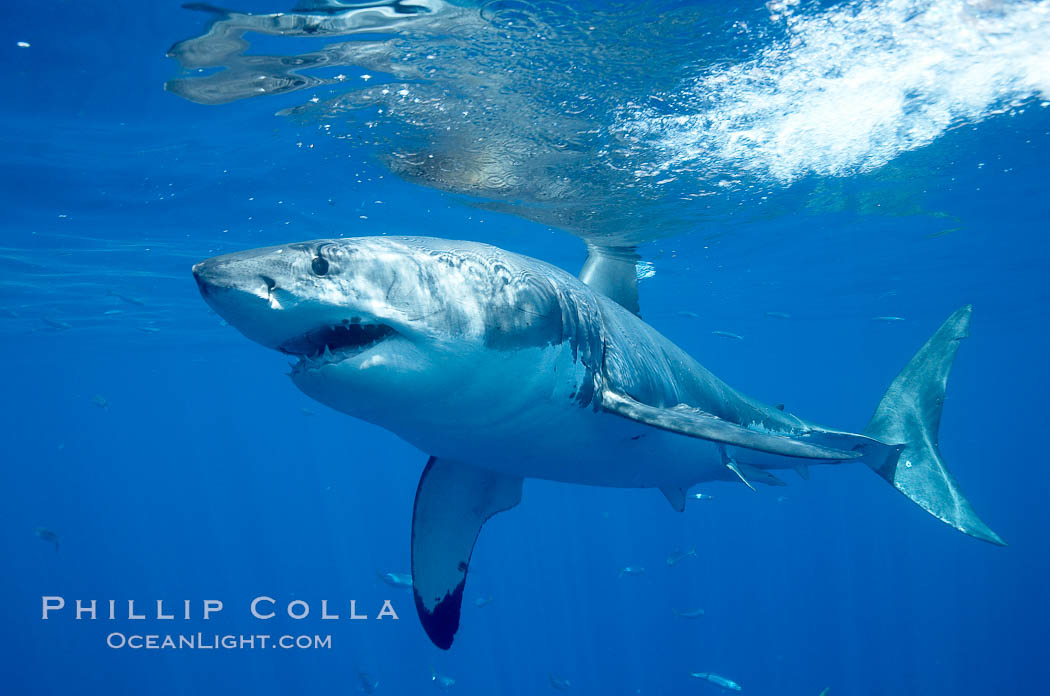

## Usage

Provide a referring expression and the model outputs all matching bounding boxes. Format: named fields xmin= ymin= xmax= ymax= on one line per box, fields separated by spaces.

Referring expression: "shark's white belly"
xmin=455 ymin=403 xmax=729 ymax=488
xmin=377 ymin=344 xmax=730 ymax=488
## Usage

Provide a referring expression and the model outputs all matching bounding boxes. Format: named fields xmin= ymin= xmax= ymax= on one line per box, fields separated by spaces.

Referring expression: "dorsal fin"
xmin=579 ymin=244 xmax=640 ymax=315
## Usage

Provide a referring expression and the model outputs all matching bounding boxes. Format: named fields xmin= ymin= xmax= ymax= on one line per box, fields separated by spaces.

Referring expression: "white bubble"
xmin=618 ymin=0 xmax=1050 ymax=184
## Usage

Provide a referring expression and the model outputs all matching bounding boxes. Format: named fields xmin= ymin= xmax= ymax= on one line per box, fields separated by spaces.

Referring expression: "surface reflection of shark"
xmin=193 ymin=235 xmax=1003 ymax=649
xmin=166 ymin=1 xmax=457 ymax=106
xmin=165 ymin=0 xmax=728 ymax=245
xmin=167 ymin=0 xmax=1050 ymax=245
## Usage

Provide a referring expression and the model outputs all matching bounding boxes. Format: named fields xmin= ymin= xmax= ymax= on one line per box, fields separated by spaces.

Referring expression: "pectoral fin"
xmin=735 ymin=462 xmax=788 ymax=487
xmin=723 ymin=454 xmax=756 ymax=491
xmin=601 ymin=390 xmax=859 ymax=461
xmin=411 ymin=457 xmax=523 ymax=650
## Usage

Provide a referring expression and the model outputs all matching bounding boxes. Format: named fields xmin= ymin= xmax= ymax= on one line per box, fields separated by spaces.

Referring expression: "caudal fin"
xmin=863 ymin=305 xmax=1004 ymax=546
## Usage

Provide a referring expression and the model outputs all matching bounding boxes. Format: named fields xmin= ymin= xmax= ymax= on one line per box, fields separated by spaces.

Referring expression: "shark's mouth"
xmin=279 ymin=322 xmax=396 ymax=368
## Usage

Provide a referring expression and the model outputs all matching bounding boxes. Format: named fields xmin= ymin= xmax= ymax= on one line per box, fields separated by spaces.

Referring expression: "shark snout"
xmin=191 ymin=255 xmax=284 ymax=343
xmin=191 ymin=258 xmax=233 ymax=298
xmin=192 ymin=257 xmax=274 ymax=300
xmin=192 ymin=251 xmax=335 ymax=353
xmin=191 ymin=262 xmax=212 ymax=297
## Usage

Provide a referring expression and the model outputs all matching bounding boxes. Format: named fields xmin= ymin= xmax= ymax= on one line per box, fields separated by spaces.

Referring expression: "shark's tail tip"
xmin=977 ymin=527 xmax=1007 ymax=547
xmin=947 ymin=304 xmax=973 ymax=339
xmin=863 ymin=305 xmax=1003 ymax=546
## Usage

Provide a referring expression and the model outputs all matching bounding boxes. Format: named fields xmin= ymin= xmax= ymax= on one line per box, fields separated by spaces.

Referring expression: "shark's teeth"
xmin=279 ymin=322 xmax=395 ymax=363
xmin=288 ymin=330 xmax=395 ymax=377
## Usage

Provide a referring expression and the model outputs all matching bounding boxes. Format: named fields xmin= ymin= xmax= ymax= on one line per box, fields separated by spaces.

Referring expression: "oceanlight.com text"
xmin=106 ymin=632 xmax=332 ymax=650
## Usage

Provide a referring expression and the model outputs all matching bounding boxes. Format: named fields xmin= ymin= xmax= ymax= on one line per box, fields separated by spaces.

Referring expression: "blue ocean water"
xmin=2 ymin=1 xmax=1048 ymax=694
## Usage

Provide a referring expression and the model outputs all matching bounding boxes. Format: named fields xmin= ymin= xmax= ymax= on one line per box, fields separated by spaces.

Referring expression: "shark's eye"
xmin=311 ymin=256 xmax=329 ymax=276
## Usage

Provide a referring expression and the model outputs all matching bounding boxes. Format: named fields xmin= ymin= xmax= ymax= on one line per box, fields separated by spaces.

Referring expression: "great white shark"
xmin=192 ymin=236 xmax=1003 ymax=649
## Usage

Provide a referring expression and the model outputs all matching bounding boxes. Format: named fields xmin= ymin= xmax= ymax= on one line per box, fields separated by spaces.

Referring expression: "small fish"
xmin=377 ymin=571 xmax=412 ymax=589
xmin=689 ymin=492 xmax=714 ymax=501
xmin=711 ymin=330 xmax=743 ymax=340
xmin=690 ymin=672 xmax=741 ymax=691
xmin=357 ymin=671 xmax=379 ymax=694
xmin=618 ymin=566 xmax=645 ymax=578
xmin=430 ymin=667 xmax=455 ymax=690
xmin=2 ymin=308 xmax=19 ymax=318
xmin=818 ymin=689 xmax=830 ymax=696
xmin=474 ymin=596 xmax=493 ymax=608
xmin=765 ymin=311 xmax=791 ymax=319
xmin=103 ymin=310 xmax=123 ymax=316
xmin=673 ymin=608 xmax=705 ymax=619
xmin=300 ymin=408 xmax=316 ymax=416
xmin=678 ymin=311 xmax=699 ymax=319
xmin=777 ymin=495 xmax=789 ymax=503
xmin=666 ymin=547 xmax=696 ymax=567
xmin=138 ymin=325 xmax=161 ymax=333
xmin=107 ymin=289 xmax=145 ymax=306
xmin=549 ymin=674 xmax=572 ymax=691
xmin=35 ymin=527 xmax=59 ymax=551
xmin=874 ymin=316 xmax=906 ymax=323
xmin=41 ymin=317 xmax=72 ymax=330
xmin=91 ymin=395 xmax=108 ymax=409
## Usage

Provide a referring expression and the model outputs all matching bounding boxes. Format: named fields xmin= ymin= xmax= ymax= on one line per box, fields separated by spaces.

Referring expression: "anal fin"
xmin=412 ymin=457 xmax=522 ymax=650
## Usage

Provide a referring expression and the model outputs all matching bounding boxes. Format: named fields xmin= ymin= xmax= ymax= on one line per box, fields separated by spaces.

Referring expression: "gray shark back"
xmin=595 ymin=295 xmax=802 ymax=432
